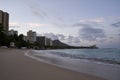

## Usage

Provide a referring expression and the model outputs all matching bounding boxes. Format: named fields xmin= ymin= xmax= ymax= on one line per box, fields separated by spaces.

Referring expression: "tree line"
xmin=0 ymin=24 xmax=31 ymax=48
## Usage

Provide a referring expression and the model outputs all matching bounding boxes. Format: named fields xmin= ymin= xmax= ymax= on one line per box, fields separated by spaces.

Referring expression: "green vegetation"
xmin=0 ymin=24 xmax=30 ymax=48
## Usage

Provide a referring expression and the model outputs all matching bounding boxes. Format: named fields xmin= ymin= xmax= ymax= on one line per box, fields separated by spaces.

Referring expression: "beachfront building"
xmin=27 ymin=30 xmax=36 ymax=43
xmin=46 ymin=38 xmax=53 ymax=46
xmin=0 ymin=10 xmax=9 ymax=34
xmin=36 ymin=36 xmax=53 ymax=47
xmin=36 ymin=36 xmax=46 ymax=46
xmin=8 ymin=29 xmax=18 ymax=36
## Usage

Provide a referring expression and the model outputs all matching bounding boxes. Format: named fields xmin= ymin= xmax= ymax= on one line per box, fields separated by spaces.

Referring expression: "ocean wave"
xmin=47 ymin=51 xmax=120 ymax=66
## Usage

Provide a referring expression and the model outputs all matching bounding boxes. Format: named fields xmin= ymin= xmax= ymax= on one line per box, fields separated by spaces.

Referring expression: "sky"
xmin=0 ymin=0 xmax=120 ymax=48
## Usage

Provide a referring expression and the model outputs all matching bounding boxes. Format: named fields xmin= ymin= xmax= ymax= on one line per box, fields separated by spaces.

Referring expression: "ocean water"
xmin=25 ymin=48 xmax=120 ymax=80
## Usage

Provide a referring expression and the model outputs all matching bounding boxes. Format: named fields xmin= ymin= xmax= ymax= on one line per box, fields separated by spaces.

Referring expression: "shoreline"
xmin=26 ymin=49 xmax=120 ymax=80
xmin=28 ymin=50 xmax=120 ymax=68
xmin=29 ymin=49 xmax=120 ymax=68
xmin=0 ymin=48 xmax=106 ymax=80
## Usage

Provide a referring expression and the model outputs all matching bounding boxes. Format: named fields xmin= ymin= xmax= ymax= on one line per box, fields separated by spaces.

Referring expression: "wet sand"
xmin=0 ymin=48 xmax=106 ymax=80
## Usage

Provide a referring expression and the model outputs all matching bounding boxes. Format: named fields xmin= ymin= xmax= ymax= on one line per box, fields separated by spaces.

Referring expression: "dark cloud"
xmin=42 ymin=33 xmax=59 ymax=40
xmin=73 ymin=37 xmax=81 ymax=43
xmin=111 ymin=22 xmax=120 ymax=27
xmin=118 ymin=33 xmax=120 ymax=36
xmin=79 ymin=27 xmax=106 ymax=41
xmin=67 ymin=36 xmax=80 ymax=43
xmin=67 ymin=36 xmax=74 ymax=43
xmin=109 ymin=37 xmax=113 ymax=39
xmin=41 ymin=33 xmax=65 ymax=40
xmin=37 ymin=33 xmax=80 ymax=44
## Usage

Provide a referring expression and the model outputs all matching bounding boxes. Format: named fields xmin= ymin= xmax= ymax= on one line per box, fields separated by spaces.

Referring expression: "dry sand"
xmin=0 ymin=48 xmax=106 ymax=80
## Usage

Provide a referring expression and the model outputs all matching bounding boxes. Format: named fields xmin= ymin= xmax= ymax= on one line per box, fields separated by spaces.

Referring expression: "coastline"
xmin=26 ymin=50 xmax=120 ymax=80
xmin=0 ymin=48 xmax=106 ymax=80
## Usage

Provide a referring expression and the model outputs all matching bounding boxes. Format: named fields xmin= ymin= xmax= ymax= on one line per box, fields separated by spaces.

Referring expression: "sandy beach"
xmin=0 ymin=48 xmax=106 ymax=80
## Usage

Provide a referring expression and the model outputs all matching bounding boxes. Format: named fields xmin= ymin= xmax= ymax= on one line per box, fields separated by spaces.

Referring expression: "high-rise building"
xmin=27 ymin=30 xmax=36 ymax=43
xmin=46 ymin=38 xmax=52 ymax=46
xmin=36 ymin=36 xmax=52 ymax=46
xmin=0 ymin=10 xmax=9 ymax=34
xmin=36 ymin=36 xmax=46 ymax=46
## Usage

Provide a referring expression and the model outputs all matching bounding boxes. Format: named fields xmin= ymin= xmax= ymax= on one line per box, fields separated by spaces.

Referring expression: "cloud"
xmin=22 ymin=0 xmax=46 ymax=19
xmin=73 ymin=18 xmax=104 ymax=28
xmin=9 ymin=22 xmax=48 ymax=28
xmin=9 ymin=26 xmax=20 ymax=28
xmin=99 ymin=36 xmax=120 ymax=48
xmin=67 ymin=36 xmax=80 ymax=43
xmin=24 ymin=0 xmax=48 ymax=20
xmin=27 ymin=23 xmax=48 ymax=27
xmin=79 ymin=26 xmax=106 ymax=41
xmin=37 ymin=33 xmax=80 ymax=45
xmin=57 ymin=34 xmax=66 ymax=40
xmin=41 ymin=33 xmax=65 ymax=40
xmin=90 ymin=18 xmax=104 ymax=23
xmin=118 ymin=33 xmax=120 ymax=36
xmin=30 ymin=6 xmax=48 ymax=19
xmin=111 ymin=22 xmax=120 ymax=28
xmin=9 ymin=22 xmax=18 ymax=26
xmin=79 ymin=18 xmax=104 ymax=23
xmin=9 ymin=22 xmax=20 ymax=28
xmin=108 ymin=16 xmax=120 ymax=20
xmin=73 ymin=23 xmax=91 ymax=27
xmin=73 ymin=37 xmax=81 ymax=43
xmin=67 ymin=36 xmax=74 ymax=43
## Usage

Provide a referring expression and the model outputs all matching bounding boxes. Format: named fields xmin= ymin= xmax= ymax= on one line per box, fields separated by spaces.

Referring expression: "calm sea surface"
xmin=25 ymin=48 xmax=120 ymax=80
